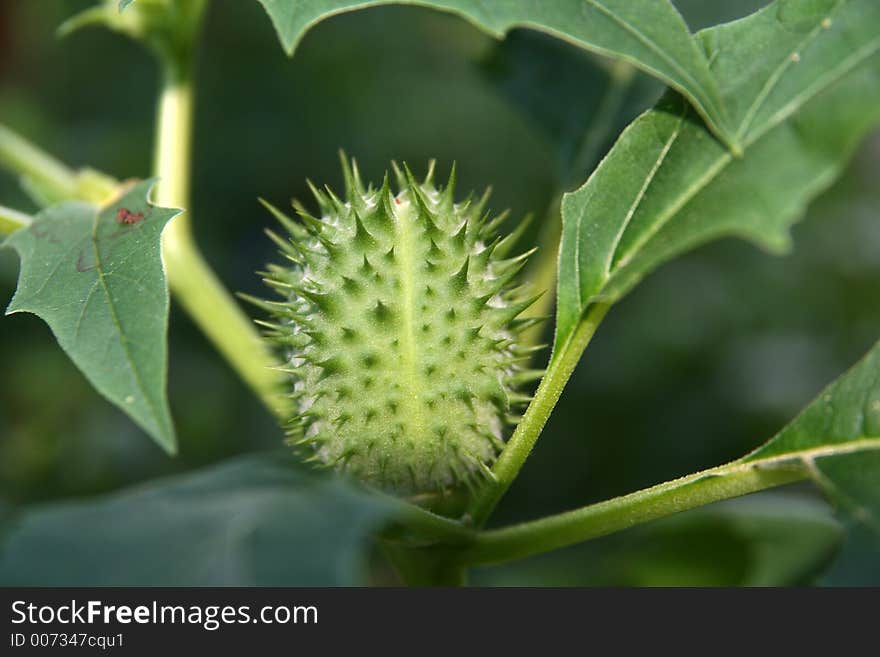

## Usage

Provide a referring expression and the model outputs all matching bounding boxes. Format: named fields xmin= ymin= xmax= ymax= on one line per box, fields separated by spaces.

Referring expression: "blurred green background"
xmin=0 ymin=0 xmax=877 ymax=585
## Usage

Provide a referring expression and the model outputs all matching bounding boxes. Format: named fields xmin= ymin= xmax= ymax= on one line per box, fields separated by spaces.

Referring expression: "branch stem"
xmin=468 ymin=303 xmax=610 ymax=525
xmin=383 ymin=500 xmax=474 ymax=545
xmin=153 ymin=61 xmax=291 ymax=420
xmin=459 ymin=459 xmax=806 ymax=566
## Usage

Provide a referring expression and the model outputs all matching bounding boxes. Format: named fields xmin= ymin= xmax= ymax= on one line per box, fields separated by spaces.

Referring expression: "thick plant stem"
xmin=468 ymin=303 xmax=610 ymax=525
xmin=153 ymin=62 xmax=291 ymax=420
xmin=459 ymin=459 xmax=807 ymax=566
xmin=383 ymin=500 xmax=474 ymax=545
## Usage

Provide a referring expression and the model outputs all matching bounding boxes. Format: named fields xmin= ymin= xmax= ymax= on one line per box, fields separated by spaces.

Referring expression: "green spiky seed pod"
xmin=256 ymin=157 xmax=541 ymax=496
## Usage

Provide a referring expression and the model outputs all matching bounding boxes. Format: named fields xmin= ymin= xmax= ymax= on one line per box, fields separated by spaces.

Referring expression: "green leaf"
xmin=254 ymin=0 xmax=736 ymax=148
xmin=0 ymin=453 xmax=396 ymax=586
xmin=742 ymin=339 xmax=880 ymax=573
xmin=555 ymin=0 xmax=880 ymax=354
xmin=119 ymin=0 xmax=135 ymax=11
xmin=3 ymin=180 xmax=179 ymax=453
xmin=746 ymin=343 xmax=880 ymax=464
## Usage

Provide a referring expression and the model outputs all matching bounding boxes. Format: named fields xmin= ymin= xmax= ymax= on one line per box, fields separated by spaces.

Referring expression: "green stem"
xmin=153 ymin=57 xmax=291 ymax=420
xmin=382 ymin=499 xmax=474 ymax=545
xmin=0 ymin=204 xmax=32 ymax=234
xmin=467 ymin=67 xmax=639 ymax=522
xmin=0 ymin=124 xmax=78 ymax=202
xmin=467 ymin=303 xmax=611 ymax=525
xmin=459 ymin=458 xmax=806 ymax=566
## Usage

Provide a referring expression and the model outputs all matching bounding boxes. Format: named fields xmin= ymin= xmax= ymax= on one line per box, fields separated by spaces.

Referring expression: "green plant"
xmin=254 ymin=161 xmax=539 ymax=497
xmin=0 ymin=0 xmax=877 ymax=586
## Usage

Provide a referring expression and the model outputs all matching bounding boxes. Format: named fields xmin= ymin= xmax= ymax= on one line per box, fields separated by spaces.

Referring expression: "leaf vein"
xmin=73 ymin=279 xmax=100 ymax=341
xmin=90 ymin=218 xmax=162 ymax=432
xmin=614 ymin=146 xmax=732 ymax=274
xmin=605 ymin=111 xmax=684 ymax=278
xmin=735 ymin=0 xmax=845 ymax=140
xmin=753 ymin=33 xmax=880 ymax=146
xmin=584 ymin=0 xmax=718 ymax=118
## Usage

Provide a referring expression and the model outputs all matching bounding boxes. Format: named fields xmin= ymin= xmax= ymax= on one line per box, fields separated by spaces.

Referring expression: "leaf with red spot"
xmin=3 ymin=179 xmax=180 ymax=453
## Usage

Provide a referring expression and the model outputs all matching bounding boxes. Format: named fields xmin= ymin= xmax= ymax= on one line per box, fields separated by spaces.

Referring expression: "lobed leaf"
xmin=3 ymin=180 xmax=178 ymax=453
xmin=0 ymin=453 xmax=396 ymax=586
xmin=555 ymin=0 xmax=880 ymax=354
xmin=741 ymin=340 xmax=880 ymax=570
xmin=254 ymin=0 xmax=735 ymax=147
xmin=746 ymin=343 xmax=880 ymax=465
